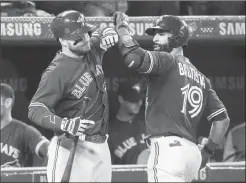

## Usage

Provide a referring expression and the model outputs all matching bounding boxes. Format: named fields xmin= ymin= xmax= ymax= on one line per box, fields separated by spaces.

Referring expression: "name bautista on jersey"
xmin=178 ymin=62 xmax=206 ymax=89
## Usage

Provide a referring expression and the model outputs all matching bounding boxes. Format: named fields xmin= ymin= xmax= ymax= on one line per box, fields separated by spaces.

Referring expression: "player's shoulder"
xmin=42 ymin=52 xmax=63 ymax=76
xmin=10 ymin=119 xmax=30 ymax=132
xmin=43 ymin=52 xmax=85 ymax=79
xmin=230 ymin=123 xmax=245 ymax=133
xmin=11 ymin=118 xmax=27 ymax=127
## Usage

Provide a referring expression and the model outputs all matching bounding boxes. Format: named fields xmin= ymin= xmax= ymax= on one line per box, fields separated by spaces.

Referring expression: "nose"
xmin=153 ymin=34 xmax=159 ymax=43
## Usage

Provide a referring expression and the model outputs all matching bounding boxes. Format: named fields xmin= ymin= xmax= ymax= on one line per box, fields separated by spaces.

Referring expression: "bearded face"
xmin=153 ymin=32 xmax=173 ymax=53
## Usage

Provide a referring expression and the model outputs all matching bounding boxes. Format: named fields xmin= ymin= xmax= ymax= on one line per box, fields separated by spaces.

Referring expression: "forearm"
xmin=117 ymin=27 xmax=156 ymax=74
xmin=114 ymin=12 xmax=160 ymax=74
xmin=209 ymin=118 xmax=230 ymax=144
xmin=202 ymin=118 xmax=230 ymax=156
xmin=28 ymin=105 xmax=63 ymax=132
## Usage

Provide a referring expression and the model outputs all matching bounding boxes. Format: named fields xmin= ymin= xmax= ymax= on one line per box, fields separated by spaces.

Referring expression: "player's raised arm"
xmin=113 ymin=12 xmax=191 ymax=75
xmin=200 ymin=79 xmax=230 ymax=168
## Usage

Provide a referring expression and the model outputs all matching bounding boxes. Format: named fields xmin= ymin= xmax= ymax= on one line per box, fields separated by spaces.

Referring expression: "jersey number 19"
xmin=181 ymin=84 xmax=203 ymax=118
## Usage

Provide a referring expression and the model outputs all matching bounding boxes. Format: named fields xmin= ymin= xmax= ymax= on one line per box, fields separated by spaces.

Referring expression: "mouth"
xmin=153 ymin=44 xmax=161 ymax=51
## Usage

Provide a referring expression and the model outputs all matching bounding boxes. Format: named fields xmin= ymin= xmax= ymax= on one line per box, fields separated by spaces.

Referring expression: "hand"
xmin=198 ymin=137 xmax=208 ymax=150
xmin=198 ymin=138 xmax=217 ymax=170
xmin=200 ymin=148 xmax=211 ymax=170
xmin=198 ymin=137 xmax=210 ymax=170
xmin=100 ymin=27 xmax=118 ymax=50
xmin=60 ymin=117 xmax=95 ymax=136
xmin=113 ymin=11 xmax=130 ymax=31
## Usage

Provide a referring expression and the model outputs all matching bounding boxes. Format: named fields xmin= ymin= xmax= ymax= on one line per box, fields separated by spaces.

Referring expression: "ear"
xmin=117 ymin=95 xmax=124 ymax=104
xmin=5 ymin=98 xmax=13 ymax=108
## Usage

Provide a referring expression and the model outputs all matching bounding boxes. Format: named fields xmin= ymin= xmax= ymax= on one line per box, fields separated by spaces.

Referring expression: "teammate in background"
xmin=28 ymin=10 xmax=118 ymax=182
xmin=108 ymin=80 xmax=149 ymax=165
xmin=223 ymin=122 xmax=245 ymax=162
xmin=113 ymin=12 xmax=230 ymax=182
xmin=1 ymin=83 xmax=49 ymax=168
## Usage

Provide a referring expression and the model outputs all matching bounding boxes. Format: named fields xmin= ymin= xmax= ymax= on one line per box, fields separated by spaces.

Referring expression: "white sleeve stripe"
xmin=207 ymin=108 xmax=226 ymax=119
xmin=35 ymin=138 xmax=49 ymax=157
xmin=144 ymin=51 xmax=154 ymax=73
xmin=29 ymin=102 xmax=49 ymax=111
xmin=207 ymin=108 xmax=226 ymax=121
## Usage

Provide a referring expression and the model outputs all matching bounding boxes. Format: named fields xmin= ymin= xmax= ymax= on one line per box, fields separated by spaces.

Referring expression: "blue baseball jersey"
xmin=1 ymin=119 xmax=46 ymax=167
xmin=143 ymin=52 xmax=227 ymax=143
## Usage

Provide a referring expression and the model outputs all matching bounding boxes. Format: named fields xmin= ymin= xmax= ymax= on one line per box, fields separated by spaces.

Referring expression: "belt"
xmin=145 ymin=133 xmax=183 ymax=146
xmin=84 ymin=134 xmax=107 ymax=144
xmin=64 ymin=133 xmax=107 ymax=144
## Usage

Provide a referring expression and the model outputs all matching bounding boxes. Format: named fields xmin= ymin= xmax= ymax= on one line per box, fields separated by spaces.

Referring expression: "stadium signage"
xmin=1 ymin=22 xmax=42 ymax=36
xmin=98 ymin=22 xmax=154 ymax=36
xmin=219 ymin=22 xmax=245 ymax=35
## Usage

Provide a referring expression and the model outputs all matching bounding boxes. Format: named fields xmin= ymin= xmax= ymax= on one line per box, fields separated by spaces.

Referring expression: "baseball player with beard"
xmin=28 ymin=10 xmax=118 ymax=182
xmin=113 ymin=12 xmax=230 ymax=182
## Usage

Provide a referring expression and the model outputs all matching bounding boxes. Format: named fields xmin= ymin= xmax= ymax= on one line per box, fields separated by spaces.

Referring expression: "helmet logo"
xmin=65 ymin=28 xmax=70 ymax=34
xmin=132 ymin=83 xmax=141 ymax=93
xmin=155 ymin=17 xmax=162 ymax=26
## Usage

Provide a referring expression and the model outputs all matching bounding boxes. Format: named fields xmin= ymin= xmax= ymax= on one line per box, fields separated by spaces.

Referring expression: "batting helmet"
xmin=51 ymin=10 xmax=96 ymax=41
xmin=145 ymin=15 xmax=190 ymax=48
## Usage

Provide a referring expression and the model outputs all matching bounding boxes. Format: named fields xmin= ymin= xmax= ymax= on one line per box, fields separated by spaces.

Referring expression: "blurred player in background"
xmin=28 ymin=10 xmax=118 ymax=182
xmin=113 ymin=12 xmax=230 ymax=182
xmin=223 ymin=122 xmax=245 ymax=162
xmin=1 ymin=83 xmax=49 ymax=168
xmin=108 ymin=80 xmax=149 ymax=165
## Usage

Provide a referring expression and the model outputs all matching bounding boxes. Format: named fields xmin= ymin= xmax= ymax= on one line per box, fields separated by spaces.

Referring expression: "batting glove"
xmin=113 ymin=11 xmax=130 ymax=31
xmin=100 ymin=27 xmax=118 ymax=50
xmin=60 ymin=117 xmax=95 ymax=136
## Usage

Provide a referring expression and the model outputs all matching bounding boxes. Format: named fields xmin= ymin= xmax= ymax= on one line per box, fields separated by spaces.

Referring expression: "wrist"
xmin=117 ymin=22 xmax=131 ymax=34
xmin=60 ymin=118 xmax=69 ymax=132
xmin=41 ymin=113 xmax=63 ymax=132
xmin=202 ymin=139 xmax=218 ymax=157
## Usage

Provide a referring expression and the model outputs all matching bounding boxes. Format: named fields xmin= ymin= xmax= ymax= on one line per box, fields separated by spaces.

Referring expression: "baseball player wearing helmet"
xmin=113 ymin=12 xmax=230 ymax=182
xmin=28 ymin=10 xmax=118 ymax=182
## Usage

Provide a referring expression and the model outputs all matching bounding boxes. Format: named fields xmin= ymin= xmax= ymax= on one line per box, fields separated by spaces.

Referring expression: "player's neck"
xmin=171 ymin=47 xmax=183 ymax=56
xmin=1 ymin=114 xmax=12 ymax=129
xmin=116 ymin=110 xmax=134 ymax=123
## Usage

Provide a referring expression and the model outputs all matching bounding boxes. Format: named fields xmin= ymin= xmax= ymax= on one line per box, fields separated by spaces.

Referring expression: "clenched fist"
xmin=113 ymin=11 xmax=130 ymax=31
xmin=100 ymin=27 xmax=118 ymax=50
xmin=60 ymin=117 xmax=95 ymax=136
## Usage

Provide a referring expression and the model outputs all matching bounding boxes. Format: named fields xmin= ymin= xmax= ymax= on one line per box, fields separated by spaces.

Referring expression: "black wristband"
xmin=203 ymin=138 xmax=218 ymax=155
xmin=203 ymin=144 xmax=215 ymax=155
